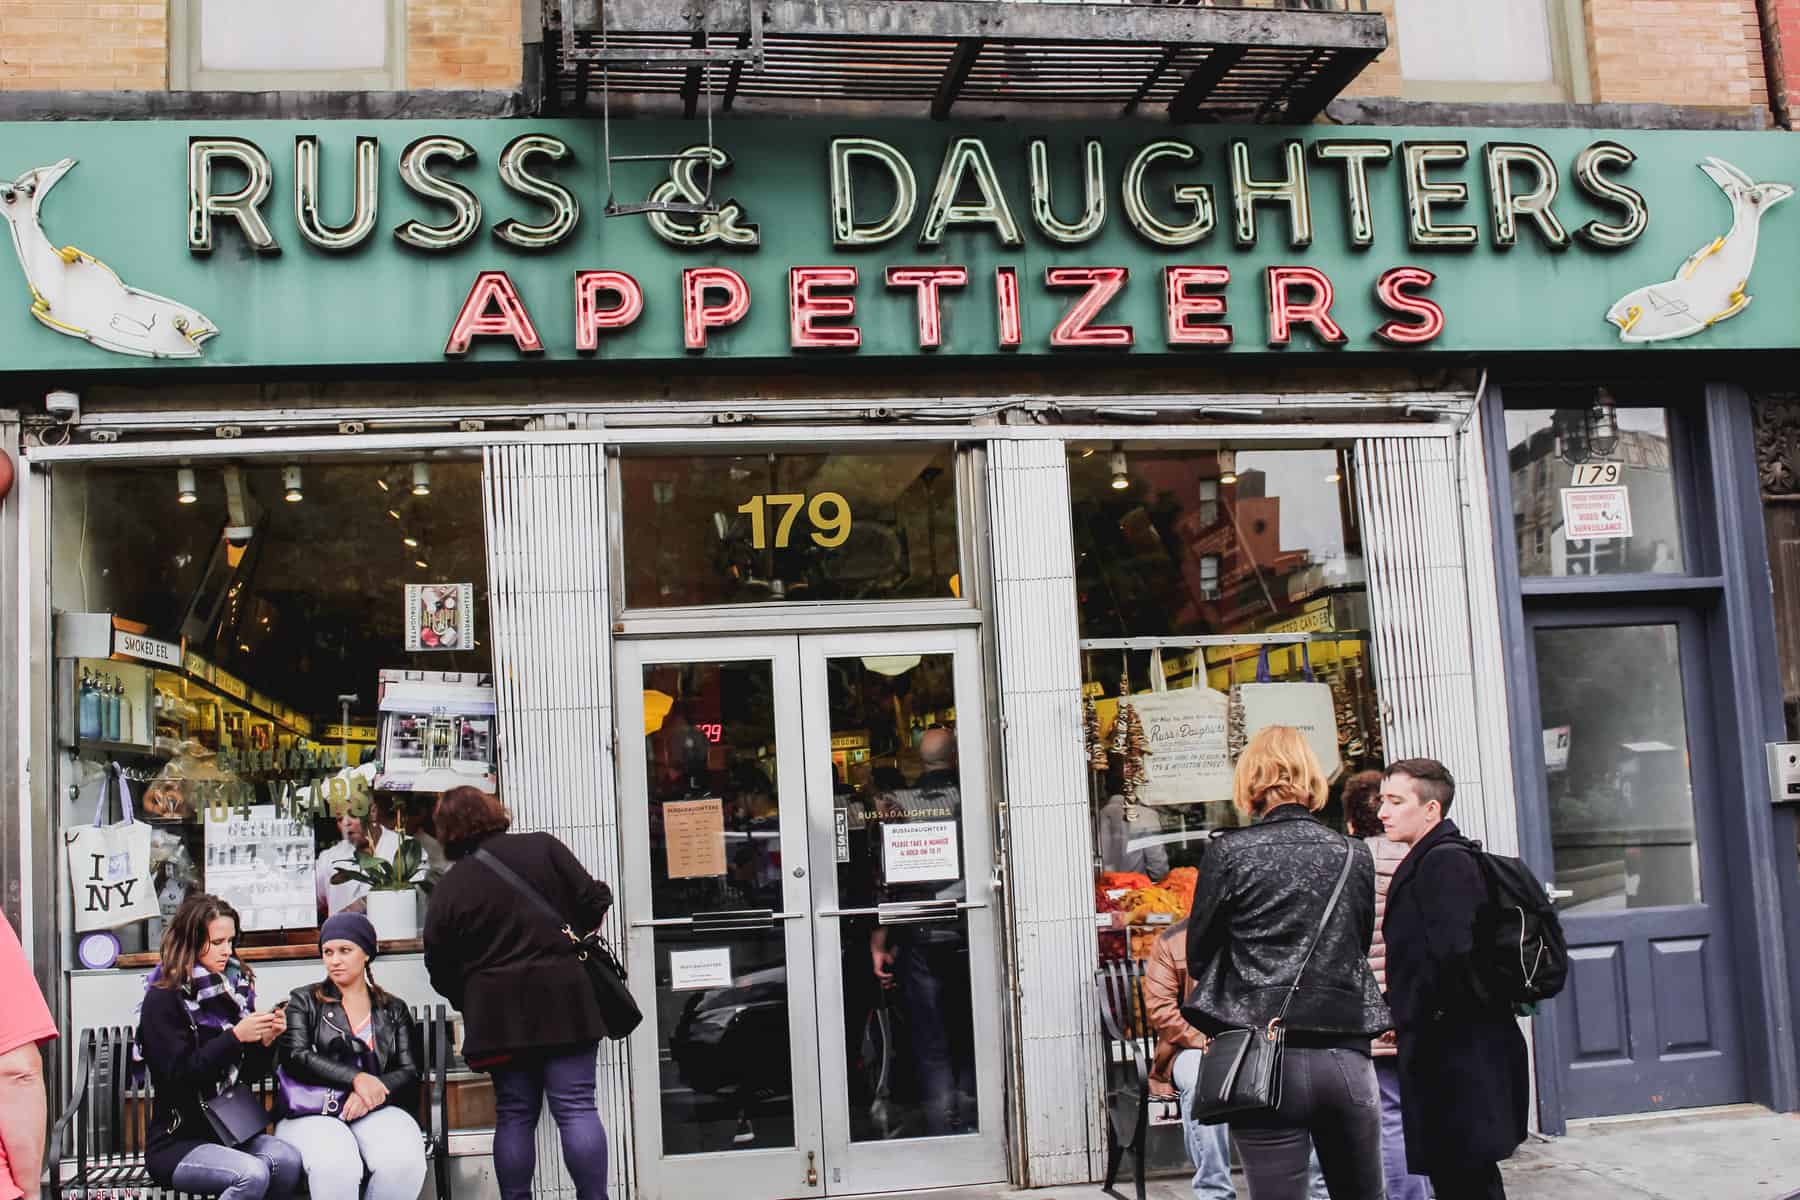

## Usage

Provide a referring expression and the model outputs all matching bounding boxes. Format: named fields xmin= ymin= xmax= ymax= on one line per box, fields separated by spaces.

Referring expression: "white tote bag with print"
xmin=1236 ymin=646 xmax=1343 ymax=779
xmin=65 ymin=765 xmax=159 ymax=932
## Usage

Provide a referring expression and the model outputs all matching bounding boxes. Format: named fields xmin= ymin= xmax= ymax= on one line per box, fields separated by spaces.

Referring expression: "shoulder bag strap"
xmin=472 ymin=847 xmax=574 ymax=936
xmin=1272 ymin=838 xmax=1356 ymax=1030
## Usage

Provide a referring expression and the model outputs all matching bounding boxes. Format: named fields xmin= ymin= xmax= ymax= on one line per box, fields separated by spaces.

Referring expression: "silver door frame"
xmin=799 ymin=628 xmax=1007 ymax=1194
xmin=614 ymin=636 xmax=827 ymax=1200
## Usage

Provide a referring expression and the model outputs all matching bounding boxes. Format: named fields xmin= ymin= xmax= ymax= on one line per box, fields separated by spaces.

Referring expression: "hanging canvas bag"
xmin=1235 ymin=646 xmax=1342 ymax=778
xmin=65 ymin=764 xmax=159 ymax=933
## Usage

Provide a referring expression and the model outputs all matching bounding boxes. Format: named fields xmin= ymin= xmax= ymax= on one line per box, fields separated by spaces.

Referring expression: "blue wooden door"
xmin=1522 ymin=607 xmax=1747 ymax=1118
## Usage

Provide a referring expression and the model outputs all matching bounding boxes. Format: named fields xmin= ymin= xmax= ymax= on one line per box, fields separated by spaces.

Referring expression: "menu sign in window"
xmin=664 ymin=797 xmax=727 ymax=880
xmin=204 ymin=804 xmax=315 ymax=930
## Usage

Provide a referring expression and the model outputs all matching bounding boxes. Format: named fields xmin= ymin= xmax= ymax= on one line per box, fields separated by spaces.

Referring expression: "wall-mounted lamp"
xmin=177 ymin=467 xmax=198 ymax=505
xmin=282 ymin=465 xmax=303 ymax=503
xmin=411 ymin=462 xmax=431 ymax=496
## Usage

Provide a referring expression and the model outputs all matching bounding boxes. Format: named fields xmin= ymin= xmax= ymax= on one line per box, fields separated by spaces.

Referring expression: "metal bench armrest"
xmin=43 ymin=1032 xmax=97 ymax=1200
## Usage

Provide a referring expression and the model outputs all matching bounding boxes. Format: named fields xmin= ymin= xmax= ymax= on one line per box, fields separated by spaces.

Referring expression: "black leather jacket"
xmin=1183 ymin=804 xmax=1391 ymax=1040
xmin=280 ymin=981 xmax=420 ymax=1100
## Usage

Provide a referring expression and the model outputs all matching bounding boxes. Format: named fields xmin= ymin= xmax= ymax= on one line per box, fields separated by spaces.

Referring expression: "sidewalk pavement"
xmin=889 ymin=1105 xmax=1800 ymax=1200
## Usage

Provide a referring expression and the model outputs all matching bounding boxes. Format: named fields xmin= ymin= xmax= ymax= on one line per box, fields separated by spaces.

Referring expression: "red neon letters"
xmin=574 ymin=270 xmax=644 ymax=352
xmin=442 ymin=262 xmax=1444 ymax=356
xmin=1265 ymin=266 xmax=1347 ymax=347
xmin=1045 ymin=266 xmax=1133 ymax=348
xmin=1373 ymin=267 xmax=1446 ymax=345
xmin=790 ymin=266 xmax=862 ymax=349
xmin=444 ymin=271 xmax=544 ymax=356
xmin=1165 ymin=266 xmax=1232 ymax=347
xmin=682 ymin=267 xmax=752 ymax=351
xmin=886 ymin=266 xmax=969 ymax=349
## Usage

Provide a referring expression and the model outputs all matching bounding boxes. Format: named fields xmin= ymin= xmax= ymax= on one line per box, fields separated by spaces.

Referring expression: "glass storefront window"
xmin=1070 ymin=446 xmax=1360 ymax=639
xmin=1067 ymin=445 xmax=1381 ymax=963
xmin=1506 ymin=399 xmax=1685 ymax=577
xmin=52 ymin=458 xmax=491 ymax=958
xmin=618 ymin=450 xmax=961 ymax=608
xmin=1532 ymin=623 xmax=1702 ymax=911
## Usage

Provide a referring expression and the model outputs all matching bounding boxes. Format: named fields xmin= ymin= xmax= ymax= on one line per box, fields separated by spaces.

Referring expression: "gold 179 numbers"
xmin=736 ymin=492 xmax=853 ymax=548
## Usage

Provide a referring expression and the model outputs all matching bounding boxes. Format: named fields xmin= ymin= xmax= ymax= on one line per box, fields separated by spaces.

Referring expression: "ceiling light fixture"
xmin=282 ymin=464 xmax=303 ymax=503
xmin=388 ymin=509 xmax=401 ymax=521
xmin=411 ymin=462 xmax=431 ymax=496
xmin=403 ymin=535 xmax=419 ymax=548
xmin=1218 ymin=449 xmax=1239 ymax=487
xmin=415 ymin=558 xmax=430 ymax=570
xmin=1109 ymin=443 xmax=1129 ymax=491
xmin=176 ymin=467 xmax=198 ymax=505
xmin=376 ymin=477 xmax=389 ymax=492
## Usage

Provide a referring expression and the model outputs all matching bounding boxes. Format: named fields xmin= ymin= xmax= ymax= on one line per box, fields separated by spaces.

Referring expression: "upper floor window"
xmin=171 ymin=0 xmax=404 ymax=91
xmin=1392 ymin=0 xmax=1588 ymax=103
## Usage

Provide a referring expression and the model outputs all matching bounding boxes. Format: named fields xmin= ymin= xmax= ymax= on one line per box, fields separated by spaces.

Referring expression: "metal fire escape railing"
xmin=549 ymin=0 xmax=1387 ymax=123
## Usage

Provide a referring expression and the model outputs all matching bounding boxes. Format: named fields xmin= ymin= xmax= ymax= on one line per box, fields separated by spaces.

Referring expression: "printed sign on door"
xmin=1560 ymin=486 xmax=1633 ymax=541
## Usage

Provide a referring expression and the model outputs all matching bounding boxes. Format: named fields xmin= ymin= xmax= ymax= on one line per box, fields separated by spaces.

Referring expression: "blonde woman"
xmin=1182 ymin=727 xmax=1391 ymax=1200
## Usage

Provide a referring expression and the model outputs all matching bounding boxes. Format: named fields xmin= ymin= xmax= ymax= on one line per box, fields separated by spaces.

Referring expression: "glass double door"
xmin=616 ymin=631 xmax=1005 ymax=1200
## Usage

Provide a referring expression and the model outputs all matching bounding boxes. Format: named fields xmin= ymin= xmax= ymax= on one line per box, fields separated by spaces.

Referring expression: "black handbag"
xmin=1189 ymin=838 xmax=1355 ymax=1126
xmin=473 ymin=848 xmax=644 ymax=1040
xmin=181 ymin=1005 xmax=270 ymax=1145
xmin=200 ymin=1081 xmax=270 ymax=1146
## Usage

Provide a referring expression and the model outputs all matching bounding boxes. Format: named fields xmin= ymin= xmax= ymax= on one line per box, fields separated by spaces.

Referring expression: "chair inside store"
xmin=1096 ymin=958 xmax=1156 ymax=1200
xmin=43 ymin=1007 xmax=453 ymax=1200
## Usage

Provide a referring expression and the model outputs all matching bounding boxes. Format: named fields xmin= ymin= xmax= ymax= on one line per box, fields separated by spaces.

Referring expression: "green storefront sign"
xmin=0 ymin=118 xmax=1794 ymax=372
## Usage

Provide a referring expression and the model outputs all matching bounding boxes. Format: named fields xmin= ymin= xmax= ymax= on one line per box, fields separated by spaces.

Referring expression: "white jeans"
xmin=275 ymin=1105 xmax=428 ymax=1200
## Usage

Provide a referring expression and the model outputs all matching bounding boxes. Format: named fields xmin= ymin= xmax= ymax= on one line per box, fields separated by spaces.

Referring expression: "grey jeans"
xmin=1229 ymin=1047 xmax=1385 ymax=1200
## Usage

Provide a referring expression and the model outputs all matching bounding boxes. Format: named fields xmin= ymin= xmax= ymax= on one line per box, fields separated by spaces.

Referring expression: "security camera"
xmin=44 ymin=390 xmax=79 ymax=421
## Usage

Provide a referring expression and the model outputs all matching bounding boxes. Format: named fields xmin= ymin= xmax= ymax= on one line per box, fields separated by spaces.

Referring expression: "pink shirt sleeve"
xmin=0 ymin=916 xmax=56 ymax=1057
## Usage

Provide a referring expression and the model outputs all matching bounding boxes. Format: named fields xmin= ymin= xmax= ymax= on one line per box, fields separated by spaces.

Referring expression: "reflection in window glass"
xmin=825 ymin=654 xmax=979 ymax=1141
xmin=53 ymin=460 xmax=490 ymax=956
xmin=641 ymin=660 xmax=796 ymax=1155
xmin=1069 ymin=447 xmax=1362 ymax=640
xmin=619 ymin=451 xmax=960 ymax=608
xmin=1507 ymin=403 xmax=1684 ymax=577
xmin=1534 ymin=624 xmax=1701 ymax=911
xmin=1069 ymin=446 xmax=1383 ymax=978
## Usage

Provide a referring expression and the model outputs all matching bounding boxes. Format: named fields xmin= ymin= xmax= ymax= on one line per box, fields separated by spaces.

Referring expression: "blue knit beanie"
xmin=319 ymin=911 xmax=379 ymax=961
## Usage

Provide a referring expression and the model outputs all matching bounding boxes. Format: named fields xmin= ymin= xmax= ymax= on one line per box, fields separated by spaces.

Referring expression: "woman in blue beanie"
xmin=275 ymin=911 xmax=427 ymax=1199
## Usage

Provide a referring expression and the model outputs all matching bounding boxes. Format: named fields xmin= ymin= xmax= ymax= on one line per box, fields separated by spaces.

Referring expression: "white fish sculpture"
xmin=1605 ymin=157 xmax=1792 ymax=344
xmin=1 ymin=158 xmax=217 ymax=359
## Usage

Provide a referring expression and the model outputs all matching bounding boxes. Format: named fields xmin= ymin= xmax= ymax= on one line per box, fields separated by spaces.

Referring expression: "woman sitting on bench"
xmin=275 ymin=911 xmax=428 ymax=1200
xmin=137 ymin=894 xmax=303 ymax=1200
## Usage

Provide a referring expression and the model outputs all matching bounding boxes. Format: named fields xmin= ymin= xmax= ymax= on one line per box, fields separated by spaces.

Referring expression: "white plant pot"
xmin=365 ymin=890 xmax=418 ymax=941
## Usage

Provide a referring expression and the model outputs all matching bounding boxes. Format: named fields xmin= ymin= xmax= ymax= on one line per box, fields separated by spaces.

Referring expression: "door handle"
xmin=629 ymin=910 xmax=803 ymax=930
xmin=816 ymin=900 xmax=989 ymax=924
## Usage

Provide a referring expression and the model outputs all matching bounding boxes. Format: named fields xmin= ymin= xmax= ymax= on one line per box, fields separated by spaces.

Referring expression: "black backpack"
xmin=1436 ymin=837 xmax=1569 ymax=1008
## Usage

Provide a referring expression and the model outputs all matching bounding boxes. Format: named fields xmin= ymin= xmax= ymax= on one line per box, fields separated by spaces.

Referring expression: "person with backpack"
xmin=1378 ymin=758 xmax=1531 ymax=1200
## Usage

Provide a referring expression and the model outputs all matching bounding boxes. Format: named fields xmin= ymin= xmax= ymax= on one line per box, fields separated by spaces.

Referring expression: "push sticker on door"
xmin=1560 ymin=485 xmax=1633 ymax=541
xmin=883 ymin=820 xmax=960 ymax=884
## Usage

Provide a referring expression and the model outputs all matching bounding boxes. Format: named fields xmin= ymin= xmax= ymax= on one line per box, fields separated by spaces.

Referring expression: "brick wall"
xmin=406 ymin=0 xmax=522 ymax=90
xmin=0 ymin=2 xmax=167 ymax=91
xmin=1341 ymin=0 xmax=1768 ymax=113
xmin=0 ymin=1 xmax=522 ymax=93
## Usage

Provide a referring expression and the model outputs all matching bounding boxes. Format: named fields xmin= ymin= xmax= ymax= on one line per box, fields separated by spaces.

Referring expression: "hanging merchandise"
xmin=1227 ymin=674 xmax=1247 ymax=762
xmin=1118 ymin=700 xmax=1149 ymax=813
xmin=1236 ymin=645 xmax=1343 ymax=778
xmin=64 ymin=764 xmax=160 ymax=933
xmin=1083 ymin=695 xmax=1107 ymax=772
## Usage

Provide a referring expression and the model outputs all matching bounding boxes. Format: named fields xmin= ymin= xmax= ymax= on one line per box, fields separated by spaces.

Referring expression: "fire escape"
xmin=546 ymin=0 xmax=1387 ymax=125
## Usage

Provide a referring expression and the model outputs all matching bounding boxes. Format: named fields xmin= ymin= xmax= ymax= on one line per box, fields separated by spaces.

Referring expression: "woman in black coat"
xmin=136 ymin=894 xmax=303 ymax=1200
xmin=1381 ymin=803 xmax=1529 ymax=1195
xmin=1184 ymin=727 xmax=1391 ymax=1200
xmin=423 ymin=787 xmax=614 ymax=1200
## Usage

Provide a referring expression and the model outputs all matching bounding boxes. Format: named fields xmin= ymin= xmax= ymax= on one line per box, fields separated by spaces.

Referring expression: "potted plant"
xmin=331 ymin=837 xmax=435 ymax=940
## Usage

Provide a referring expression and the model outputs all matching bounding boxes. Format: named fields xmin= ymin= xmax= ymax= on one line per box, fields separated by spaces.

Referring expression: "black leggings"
xmin=1229 ymin=1047 xmax=1385 ymax=1200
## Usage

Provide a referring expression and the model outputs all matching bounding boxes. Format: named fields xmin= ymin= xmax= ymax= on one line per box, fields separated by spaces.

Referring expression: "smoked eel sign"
xmin=0 ymin=118 xmax=1794 ymax=371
